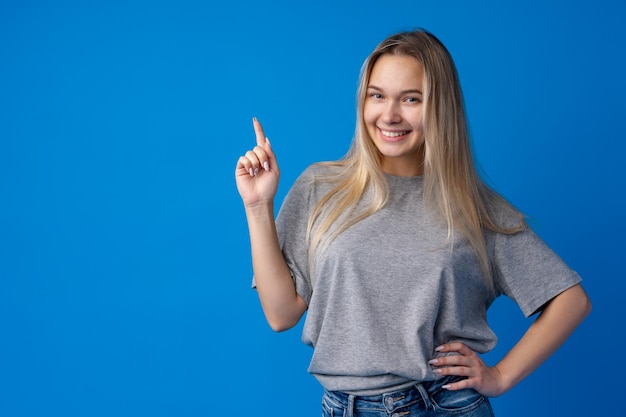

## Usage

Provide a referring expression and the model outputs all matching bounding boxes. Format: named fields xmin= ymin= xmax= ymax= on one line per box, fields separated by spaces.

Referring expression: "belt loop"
xmin=415 ymin=383 xmax=433 ymax=410
xmin=347 ymin=394 xmax=356 ymax=417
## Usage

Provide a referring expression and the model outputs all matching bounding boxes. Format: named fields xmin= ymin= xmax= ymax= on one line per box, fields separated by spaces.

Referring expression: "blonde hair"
xmin=306 ymin=29 xmax=525 ymax=289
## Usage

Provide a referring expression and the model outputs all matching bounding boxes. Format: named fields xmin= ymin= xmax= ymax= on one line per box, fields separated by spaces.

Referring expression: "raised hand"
xmin=235 ymin=117 xmax=280 ymax=207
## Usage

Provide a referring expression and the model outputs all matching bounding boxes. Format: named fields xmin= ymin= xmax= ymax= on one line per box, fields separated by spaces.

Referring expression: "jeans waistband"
xmin=323 ymin=380 xmax=442 ymax=414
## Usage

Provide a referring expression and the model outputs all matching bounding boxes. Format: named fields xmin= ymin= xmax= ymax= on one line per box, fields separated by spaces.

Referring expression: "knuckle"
xmin=437 ymin=368 xmax=447 ymax=375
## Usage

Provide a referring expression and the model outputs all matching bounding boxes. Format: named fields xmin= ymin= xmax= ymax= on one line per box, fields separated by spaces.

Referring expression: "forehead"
xmin=368 ymin=54 xmax=424 ymax=89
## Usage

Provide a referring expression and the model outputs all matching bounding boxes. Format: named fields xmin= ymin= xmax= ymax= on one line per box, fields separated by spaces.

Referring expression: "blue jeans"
xmin=321 ymin=376 xmax=494 ymax=417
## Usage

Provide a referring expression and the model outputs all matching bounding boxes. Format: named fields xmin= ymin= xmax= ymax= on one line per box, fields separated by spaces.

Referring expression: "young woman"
xmin=235 ymin=29 xmax=591 ymax=417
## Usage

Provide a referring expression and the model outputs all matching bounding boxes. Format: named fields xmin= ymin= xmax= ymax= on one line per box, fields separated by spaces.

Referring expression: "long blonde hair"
xmin=306 ymin=29 xmax=525 ymax=288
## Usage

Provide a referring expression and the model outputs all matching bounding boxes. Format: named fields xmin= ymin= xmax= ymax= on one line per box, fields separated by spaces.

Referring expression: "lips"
xmin=379 ymin=128 xmax=411 ymax=141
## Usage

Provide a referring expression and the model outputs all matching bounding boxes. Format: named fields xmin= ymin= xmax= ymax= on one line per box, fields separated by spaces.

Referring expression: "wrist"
xmin=244 ymin=200 xmax=275 ymax=218
xmin=491 ymin=364 xmax=516 ymax=396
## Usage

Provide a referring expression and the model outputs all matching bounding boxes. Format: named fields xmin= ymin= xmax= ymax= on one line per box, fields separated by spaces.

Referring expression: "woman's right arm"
xmin=235 ymin=118 xmax=308 ymax=332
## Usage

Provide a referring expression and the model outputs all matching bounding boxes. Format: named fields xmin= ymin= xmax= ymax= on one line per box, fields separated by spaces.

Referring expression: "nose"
xmin=382 ymin=101 xmax=402 ymax=124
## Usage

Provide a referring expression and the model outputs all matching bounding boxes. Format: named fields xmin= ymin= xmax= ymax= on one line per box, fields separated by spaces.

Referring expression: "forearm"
xmin=245 ymin=202 xmax=307 ymax=331
xmin=494 ymin=283 xmax=592 ymax=393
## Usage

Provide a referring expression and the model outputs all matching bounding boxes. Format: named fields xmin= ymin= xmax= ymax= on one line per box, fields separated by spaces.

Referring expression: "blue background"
xmin=1 ymin=0 xmax=624 ymax=415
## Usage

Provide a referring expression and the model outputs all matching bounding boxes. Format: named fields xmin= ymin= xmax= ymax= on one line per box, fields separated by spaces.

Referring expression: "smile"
xmin=380 ymin=129 xmax=411 ymax=138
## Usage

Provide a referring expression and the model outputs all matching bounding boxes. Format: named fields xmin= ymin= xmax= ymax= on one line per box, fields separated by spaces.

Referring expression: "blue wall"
xmin=1 ymin=1 xmax=624 ymax=415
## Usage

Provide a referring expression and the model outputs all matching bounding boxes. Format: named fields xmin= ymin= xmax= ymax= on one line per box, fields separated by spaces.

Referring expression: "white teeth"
xmin=381 ymin=130 xmax=410 ymax=138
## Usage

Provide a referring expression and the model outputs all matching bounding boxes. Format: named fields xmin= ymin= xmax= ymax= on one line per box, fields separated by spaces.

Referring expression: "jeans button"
xmin=384 ymin=397 xmax=394 ymax=408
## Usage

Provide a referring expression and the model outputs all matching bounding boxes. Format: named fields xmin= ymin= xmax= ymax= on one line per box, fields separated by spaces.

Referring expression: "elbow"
xmin=267 ymin=316 xmax=298 ymax=332
xmin=567 ymin=283 xmax=592 ymax=322
xmin=264 ymin=308 xmax=300 ymax=332
xmin=544 ymin=283 xmax=592 ymax=325
xmin=262 ymin=295 xmax=307 ymax=332
xmin=580 ymin=290 xmax=592 ymax=319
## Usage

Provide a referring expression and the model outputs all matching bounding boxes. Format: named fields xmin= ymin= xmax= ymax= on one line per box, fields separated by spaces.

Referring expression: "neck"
xmin=381 ymin=157 xmax=424 ymax=177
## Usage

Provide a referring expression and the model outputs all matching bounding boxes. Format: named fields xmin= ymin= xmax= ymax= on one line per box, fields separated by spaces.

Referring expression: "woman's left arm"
xmin=430 ymin=283 xmax=592 ymax=397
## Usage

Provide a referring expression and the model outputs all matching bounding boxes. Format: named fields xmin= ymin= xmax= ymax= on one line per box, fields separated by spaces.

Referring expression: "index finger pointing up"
xmin=252 ymin=117 xmax=267 ymax=147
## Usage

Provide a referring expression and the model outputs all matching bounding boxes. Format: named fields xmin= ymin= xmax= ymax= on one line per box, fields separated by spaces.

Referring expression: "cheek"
xmin=362 ymin=114 xmax=372 ymax=129
xmin=362 ymin=103 xmax=377 ymax=125
xmin=361 ymin=107 xmax=379 ymax=145
xmin=410 ymin=110 xmax=424 ymax=132
xmin=415 ymin=120 xmax=424 ymax=133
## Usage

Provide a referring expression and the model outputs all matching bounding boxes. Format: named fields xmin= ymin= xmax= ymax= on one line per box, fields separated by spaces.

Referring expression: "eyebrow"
xmin=367 ymin=85 xmax=423 ymax=95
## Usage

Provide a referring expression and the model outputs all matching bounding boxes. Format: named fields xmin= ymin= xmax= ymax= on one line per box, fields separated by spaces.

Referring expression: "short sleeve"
xmin=493 ymin=225 xmax=582 ymax=317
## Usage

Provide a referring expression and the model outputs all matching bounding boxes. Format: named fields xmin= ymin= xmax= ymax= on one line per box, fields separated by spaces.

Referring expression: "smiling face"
xmin=363 ymin=54 xmax=426 ymax=176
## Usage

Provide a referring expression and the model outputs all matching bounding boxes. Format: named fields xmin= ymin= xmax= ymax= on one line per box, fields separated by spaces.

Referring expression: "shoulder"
xmin=282 ymin=162 xmax=344 ymax=205
xmin=483 ymin=191 xmax=527 ymax=232
xmin=291 ymin=161 xmax=346 ymax=193
xmin=298 ymin=161 xmax=345 ymax=181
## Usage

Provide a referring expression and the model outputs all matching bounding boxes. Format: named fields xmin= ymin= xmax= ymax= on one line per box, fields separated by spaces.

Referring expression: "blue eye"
xmin=370 ymin=93 xmax=383 ymax=99
xmin=405 ymin=97 xmax=421 ymax=103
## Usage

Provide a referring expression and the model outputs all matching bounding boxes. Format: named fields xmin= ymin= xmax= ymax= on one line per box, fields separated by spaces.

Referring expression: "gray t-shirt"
xmin=273 ymin=164 xmax=581 ymax=395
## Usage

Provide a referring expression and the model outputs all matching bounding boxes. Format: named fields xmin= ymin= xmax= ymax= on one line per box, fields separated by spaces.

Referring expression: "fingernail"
xmin=249 ymin=168 xmax=254 ymax=177
xmin=433 ymin=368 xmax=442 ymax=374
xmin=254 ymin=167 xmax=259 ymax=175
xmin=428 ymin=359 xmax=438 ymax=365
xmin=264 ymin=161 xmax=270 ymax=171
xmin=253 ymin=116 xmax=257 ymax=123
xmin=435 ymin=345 xmax=444 ymax=351
xmin=442 ymin=384 xmax=451 ymax=390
